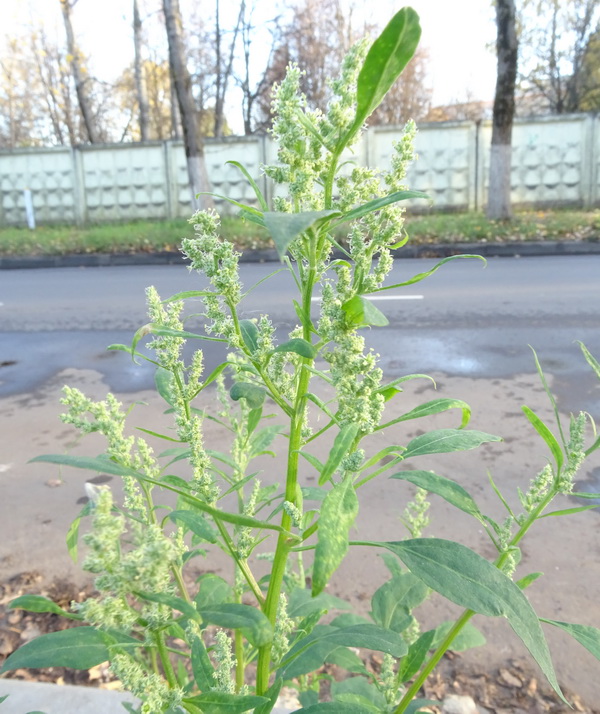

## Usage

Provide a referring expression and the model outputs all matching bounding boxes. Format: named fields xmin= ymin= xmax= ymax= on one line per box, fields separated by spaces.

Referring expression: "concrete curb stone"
xmin=0 ymin=240 xmax=599 ymax=270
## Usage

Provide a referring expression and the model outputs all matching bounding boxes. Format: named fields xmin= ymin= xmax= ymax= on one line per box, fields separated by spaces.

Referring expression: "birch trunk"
xmin=486 ymin=0 xmax=517 ymax=220
xmin=133 ymin=0 xmax=150 ymax=142
xmin=162 ymin=0 xmax=214 ymax=209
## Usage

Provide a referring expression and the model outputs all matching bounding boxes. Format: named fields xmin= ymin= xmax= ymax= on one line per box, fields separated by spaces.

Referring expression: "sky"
xmin=4 ymin=0 xmax=498 ymax=129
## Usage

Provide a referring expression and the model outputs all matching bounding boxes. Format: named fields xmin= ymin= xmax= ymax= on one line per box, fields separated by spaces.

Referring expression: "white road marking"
xmin=311 ymin=294 xmax=423 ymax=302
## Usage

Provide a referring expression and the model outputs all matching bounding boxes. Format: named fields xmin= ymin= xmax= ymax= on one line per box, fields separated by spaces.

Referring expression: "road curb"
xmin=0 ymin=240 xmax=599 ymax=270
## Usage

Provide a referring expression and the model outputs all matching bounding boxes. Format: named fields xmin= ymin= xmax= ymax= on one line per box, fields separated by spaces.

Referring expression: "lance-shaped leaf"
xmin=370 ymin=572 xmax=428 ymax=633
xmin=263 ymin=210 xmax=341 ymax=259
xmin=342 ymin=295 xmax=389 ymax=328
xmin=196 ymin=603 xmax=273 ymax=647
xmin=370 ymin=255 xmax=486 ymax=292
xmin=334 ymin=190 xmax=429 ymax=225
xmin=230 ymin=382 xmax=266 ymax=409
xmin=169 ymin=510 xmax=218 ymax=543
xmin=9 ymin=595 xmax=80 ymax=620
xmin=391 ymin=470 xmax=483 ymax=521
xmin=578 ymin=341 xmax=600 ymax=380
xmin=402 ymin=429 xmax=502 ymax=460
xmin=0 ymin=627 xmax=110 ymax=673
xmin=522 ymin=405 xmax=563 ymax=470
xmin=239 ymin=319 xmax=260 ymax=353
xmin=30 ymin=453 xmax=138 ymax=478
xmin=376 ymin=538 xmax=566 ymax=702
xmin=341 ymin=8 xmax=421 ymax=146
xmin=319 ymin=423 xmax=360 ymax=485
xmin=184 ymin=691 xmax=270 ymax=714
xmin=226 ymin=159 xmax=269 ymax=211
xmin=378 ymin=398 xmax=471 ymax=431
xmin=131 ymin=323 xmax=226 ymax=355
xmin=313 ymin=475 xmax=359 ymax=595
xmin=540 ymin=618 xmax=600 ymax=664
xmin=191 ymin=635 xmax=215 ymax=691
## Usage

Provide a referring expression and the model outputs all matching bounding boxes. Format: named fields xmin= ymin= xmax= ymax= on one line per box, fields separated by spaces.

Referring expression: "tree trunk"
xmin=162 ymin=0 xmax=213 ymax=209
xmin=486 ymin=0 xmax=517 ymax=220
xmin=59 ymin=0 xmax=99 ymax=143
xmin=133 ymin=0 xmax=150 ymax=141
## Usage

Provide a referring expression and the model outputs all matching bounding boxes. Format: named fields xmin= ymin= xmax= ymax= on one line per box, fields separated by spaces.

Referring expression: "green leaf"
xmin=191 ymin=635 xmax=215 ymax=691
xmin=131 ymin=323 xmax=226 ymax=354
xmin=405 ymin=700 xmax=441 ymax=714
xmin=263 ymin=210 xmax=340 ymax=259
xmin=398 ymin=629 xmax=436 ymax=682
xmin=296 ymin=704 xmax=373 ymax=714
xmin=335 ymin=190 xmax=429 ymax=225
xmin=0 ymin=627 xmax=110 ymax=673
xmin=135 ymin=591 xmax=200 ymax=622
xmin=66 ymin=502 xmax=92 ymax=563
xmin=197 ymin=604 xmax=273 ymax=647
xmin=540 ymin=618 xmax=600 ymax=663
xmin=577 ymin=341 xmax=600 ymax=380
xmin=249 ymin=425 xmax=283 ymax=458
xmin=106 ymin=343 xmax=159 ymax=365
xmin=255 ymin=678 xmax=283 ymax=714
xmin=0 ymin=695 xmax=8 ymax=704
xmin=184 ymin=692 xmax=269 ymax=714
xmin=379 ymin=398 xmax=471 ymax=430
xmin=225 ymin=160 xmax=269 ymax=211
xmin=195 ymin=574 xmax=234 ymax=608
xmin=571 ymin=491 xmax=600 ymax=499
xmin=30 ymin=454 xmax=137 ymax=478
xmin=230 ymin=382 xmax=266 ymax=409
xmin=239 ymin=319 xmax=260 ymax=353
xmin=344 ymin=8 xmax=421 ymax=144
xmin=371 ymin=255 xmax=486 ymax=292
xmin=522 ymin=406 xmax=563 ymax=470
xmin=390 ymin=470 xmax=483 ymax=521
xmin=9 ymin=595 xmax=79 ymax=620
xmin=273 ymin=338 xmax=317 ymax=359
xmin=377 ymin=538 xmax=565 ymax=702
xmin=319 ymin=423 xmax=360 ymax=486
xmin=288 ymin=589 xmax=351 ymax=618
xmin=154 ymin=367 xmax=175 ymax=406
xmin=325 ymin=646 xmax=370 ymax=675
xmin=313 ymin=476 xmax=359 ymax=596
xmin=331 ymin=676 xmax=387 ymax=711
xmin=430 ymin=620 xmax=486 ymax=651
xmin=341 ymin=295 xmax=389 ymax=328
xmin=540 ymin=504 xmax=600 ymax=518
xmin=169 ymin=510 xmax=218 ymax=543
xmin=279 ymin=624 xmax=407 ymax=679
xmin=402 ymin=429 xmax=502 ymax=459
xmin=160 ymin=289 xmax=215 ymax=303
xmin=516 ymin=572 xmax=543 ymax=590
xmin=370 ymin=572 xmax=429 ymax=632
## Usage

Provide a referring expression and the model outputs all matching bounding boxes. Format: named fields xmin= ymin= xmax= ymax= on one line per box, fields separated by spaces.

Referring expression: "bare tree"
xmin=59 ymin=0 xmax=100 ymax=143
xmin=518 ymin=0 xmax=600 ymax=114
xmin=162 ymin=0 xmax=213 ymax=208
xmin=133 ymin=0 xmax=151 ymax=141
xmin=487 ymin=0 xmax=518 ymax=220
xmin=214 ymin=0 xmax=243 ymax=137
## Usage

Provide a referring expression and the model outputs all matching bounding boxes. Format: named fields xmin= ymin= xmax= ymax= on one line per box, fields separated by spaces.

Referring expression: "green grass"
xmin=1 ymin=210 xmax=599 ymax=257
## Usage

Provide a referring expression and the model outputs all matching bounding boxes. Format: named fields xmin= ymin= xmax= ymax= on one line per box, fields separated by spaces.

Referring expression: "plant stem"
xmin=155 ymin=630 xmax=178 ymax=689
xmin=214 ymin=519 xmax=265 ymax=605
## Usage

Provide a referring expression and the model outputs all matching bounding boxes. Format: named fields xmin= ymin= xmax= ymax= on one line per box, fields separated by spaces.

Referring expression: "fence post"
xmin=71 ymin=146 xmax=86 ymax=226
xmin=583 ymin=113 xmax=597 ymax=208
xmin=163 ymin=141 xmax=175 ymax=219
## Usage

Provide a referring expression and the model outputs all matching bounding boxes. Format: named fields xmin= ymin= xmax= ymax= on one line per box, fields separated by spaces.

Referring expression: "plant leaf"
xmin=195 ymin=574 xmax=234 ymax=608
xmin=379 ymin=398 xmax=471 ymax=431
xmin=197 ymin=604 xmax=273 ymax=647
xmin=190 ymin=635 xmax=215 ymax=691
xmin=522 ymin=406 xmax=563 ymax=470
xmin=344 ymin=8 xmax=421 ymax=144
xmin=9 ymin=595 xmax=79 ymax=620
xmin=185 ymin=691 xmax=269 ymax=714
xmin=335 ymin=190 xmax=429 ymax=225
xmin=577 ymin=341 xmax=600 ymax=380
xmin=226 ymin=160 xmax=269 ymax=211
xmin=540 ymin=618 xmax=600 ymax=663
xmin=390 ymin=470 xmax=483 ymax=520
xmin=239 ymin=319 xmax=260 ymax=353
xmin=319 ymin=423 xmax=360 ymax=486
xmin=342 ymin=295 xmax=389 ymax=328
xmin=230 ymin=382 xmax=266 ymax=409
xmin=294 ymin=704 xmax=373 ymax=714
xmin=398 ymin=629 xmax=436 ymax=683
xmin=331 ymin=676 xmax=387 ymax=711
xmin=169 ymin=510 xmax=218 ymax=543
xmin=430 ymin=620 xmax=486 ymax=651
xmin=377 ymin=538 xmax=565 ymax=702
xmin=273 ymin=338 xmax=317 ymax=359
xmin=540 ymin=505 xmax=600 ymax=518
xmin=255 ymin=678 xmax=283 ymax=714
xmin=0 ymin=627 xmax=110 ymax=673
xmin=370 ymin=255 xmax=485 ymax=292
xmin=402 ymin=429 xmax=502 ymax=459
xmin=312 ymin=475 xmax=359 ymax=595
xmin=288 ymin=589 xmax=350 ymax=618
xmin=263 ymin=210 xmax=340 ymax=259
xmin=370 ymin=573 xmax=429 ymax=632
xmin=30 ymin=454 xmax=137 ymax=478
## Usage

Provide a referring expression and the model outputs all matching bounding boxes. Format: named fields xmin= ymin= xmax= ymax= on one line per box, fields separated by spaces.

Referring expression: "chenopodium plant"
xmin=3 ymin=8 xmax=600 ymax=714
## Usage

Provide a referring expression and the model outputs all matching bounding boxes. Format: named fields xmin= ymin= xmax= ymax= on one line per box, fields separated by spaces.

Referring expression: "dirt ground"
xmin=1 ymin=366 xmax=599 ymax=710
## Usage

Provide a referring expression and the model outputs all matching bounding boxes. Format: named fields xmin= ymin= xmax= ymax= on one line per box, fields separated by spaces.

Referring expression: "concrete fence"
xmin=1 ymin=113 xmax=598 ymax=227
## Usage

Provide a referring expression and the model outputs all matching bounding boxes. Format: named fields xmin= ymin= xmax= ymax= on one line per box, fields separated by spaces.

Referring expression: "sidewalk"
xmin=1 ymin=239 xmax=600 ymax=270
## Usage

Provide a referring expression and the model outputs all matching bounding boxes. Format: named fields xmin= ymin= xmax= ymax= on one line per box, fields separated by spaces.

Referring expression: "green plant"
xmin=2 ymin=9 xmax=600 ymax=714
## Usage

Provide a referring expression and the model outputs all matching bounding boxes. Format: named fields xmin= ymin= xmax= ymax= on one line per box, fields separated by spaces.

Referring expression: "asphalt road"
xmin=1 ymin=254 xmax=599 ymax=414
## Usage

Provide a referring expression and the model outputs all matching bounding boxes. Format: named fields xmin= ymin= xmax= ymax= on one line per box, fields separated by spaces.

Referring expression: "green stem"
xmin=256 ymin=252 xmax=317 ymax=695
xmin=155 ymin=631 xmax=178 ymax=689
xmin=214 ymin=519 xmax=265 ymax=605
